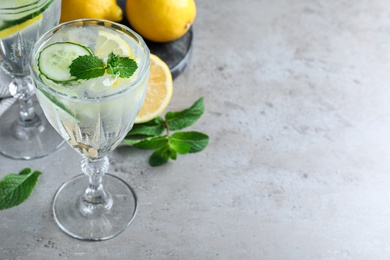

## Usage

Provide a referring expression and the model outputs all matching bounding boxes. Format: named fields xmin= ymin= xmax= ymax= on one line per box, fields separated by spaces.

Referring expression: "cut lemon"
xmin=135 ymin=54 xmax=173 ymax=124
xmin=0 ymin=14 xmax=42 ymax=39
xmin=95 ymin=30 xmax=133 ymax=58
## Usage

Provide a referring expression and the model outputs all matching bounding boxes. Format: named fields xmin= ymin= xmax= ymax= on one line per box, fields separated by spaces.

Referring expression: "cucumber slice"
xmin=39 ymin=74 xmax=78 ymax=96
xmin=38 ymin=42 xmax=92 ymax=82
xmin=0 ymin=0 xmax=45 ymax=8
xmin=0 ymin=0 xmax=54 ymax=31
xmin=37 ymin=87 xmax=78 ymax=120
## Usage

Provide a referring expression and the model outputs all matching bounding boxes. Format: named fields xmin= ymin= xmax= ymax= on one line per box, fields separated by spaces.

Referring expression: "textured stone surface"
xmin=2 ymin=0 xmax=390 ymax=259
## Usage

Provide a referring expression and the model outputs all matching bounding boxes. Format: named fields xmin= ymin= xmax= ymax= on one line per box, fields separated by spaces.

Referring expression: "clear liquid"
xmin=32 ymin=22 xmax=150 ymax=158
xmin=0 ymin=0 xmax=61 ymax=76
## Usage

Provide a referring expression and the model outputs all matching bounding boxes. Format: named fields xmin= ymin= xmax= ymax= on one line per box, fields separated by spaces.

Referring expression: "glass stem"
xmin=8 ymin=76 xmax=43 ymax=138
xmin=79 ymin=156 xmax=113 ymax=216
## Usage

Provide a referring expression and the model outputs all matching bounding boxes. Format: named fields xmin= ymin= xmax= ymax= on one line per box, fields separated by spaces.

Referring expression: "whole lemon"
xmin=126 ymin=0 xmax=196 ymax=43
xmin=60 ymin=0 xmax=123 ymax=23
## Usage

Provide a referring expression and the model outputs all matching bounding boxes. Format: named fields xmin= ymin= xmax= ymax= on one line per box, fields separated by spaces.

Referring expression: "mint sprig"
xmin=69 ymin=52 xmax=137 ymax=80
xmin=106 ymin=52 xmax=138 ymax=78
xmin=123 ymin=97 xmax=209 ymax=166
xmin=0 ymin=168 xmax=41 ymax=210
xmin=69 ymin=55 xmax=105 ymax=79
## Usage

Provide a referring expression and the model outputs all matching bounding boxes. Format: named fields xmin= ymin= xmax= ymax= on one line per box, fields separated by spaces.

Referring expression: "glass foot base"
xmin=53 ymin=174 xmax=138 ymax=241
xmin=0 ymin=100 xmax=64 ymax=160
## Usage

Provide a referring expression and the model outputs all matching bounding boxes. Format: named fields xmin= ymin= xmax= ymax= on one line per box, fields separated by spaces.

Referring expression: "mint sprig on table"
xmin=69 ymin=52 xmax=137 ymax=80
xmin=0 ymin=168 xmax=41 ymax=210
xmin=124 ymin=97 xmax=209 ymax=166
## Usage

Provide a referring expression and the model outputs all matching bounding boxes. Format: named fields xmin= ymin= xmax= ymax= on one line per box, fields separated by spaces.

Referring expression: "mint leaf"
xmin=149 ymin=145 xmax=177 ymax=166
xmin=107 ymin=52 xmax=138 ymax=78
xmin=19 ymin=168 xmax=33 ymax=175
xmin=165 ymin=97 xmax=204 ymax=131
xmin=131 ymin=136 xmax=168 ymax=150
xmin=69 ymin=55 xmax=105 ymax=80
xmin=0 ymin=168 xmax=41 ymax=210
xmin=169 ymin=139 xmax=191 ymax=154
xmin=170 ymin=131 xmax=209 ymax=153
xmin=126 ymin=117 xmax=164 ymax=137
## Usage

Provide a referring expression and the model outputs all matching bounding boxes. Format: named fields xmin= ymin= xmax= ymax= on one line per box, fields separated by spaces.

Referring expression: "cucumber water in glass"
xmin=30 ymin=19 xmax=150 ymax=240
xmin=0 ymin=0 xmax=64 ymax=159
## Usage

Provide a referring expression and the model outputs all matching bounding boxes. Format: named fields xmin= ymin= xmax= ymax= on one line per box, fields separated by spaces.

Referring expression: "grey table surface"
xmin=2 ymin=0 xmax=390 ymax=259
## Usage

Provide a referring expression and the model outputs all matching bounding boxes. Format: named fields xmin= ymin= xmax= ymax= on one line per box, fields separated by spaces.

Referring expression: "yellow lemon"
xmin=60 ymin=0 xmax=122 ymax=23
xmin=135 ymin=54 xmax=173 ymax=123
xmin=126 ymin=0 xmax=196 ymax=43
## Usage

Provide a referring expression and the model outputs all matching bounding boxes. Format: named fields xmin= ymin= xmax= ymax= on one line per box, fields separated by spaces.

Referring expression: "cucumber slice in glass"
xmin=0 ymin=0 xmax=54 ymax=31
xmin=37 ymin=87 xmax=78 ymax=120
xmin=38 ymin=42 xmax=92 ymax=82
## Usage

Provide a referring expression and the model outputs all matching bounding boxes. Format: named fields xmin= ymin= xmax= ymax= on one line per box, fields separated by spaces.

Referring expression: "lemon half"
xmin=135 ymin=54 xmax=173 ymax=123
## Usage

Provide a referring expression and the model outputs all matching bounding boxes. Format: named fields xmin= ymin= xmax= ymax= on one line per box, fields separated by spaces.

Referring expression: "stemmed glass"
xmin=0 ymin=0 xmax=64 ymax=159
xmin=30 ymin=19 xmax=150 ymax=240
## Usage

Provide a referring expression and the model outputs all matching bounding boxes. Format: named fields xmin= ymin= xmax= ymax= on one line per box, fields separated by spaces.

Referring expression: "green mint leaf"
xmin=107 ymin=52 xmax=138 ymax=78
xmin=170 ymin=131 xmax=209 ymax=153
xmin=19 ymin=168 xmax=32 ymax=175
xmin=170 ymin=149 xmax=177 ymax=160
xmin=149 ymin=145 xmax=177 ymax=166
xmin=169 ymin=139 xmax=191 ymax=155
xmin=126 ymin=117 xmax=165 ymax=137
xmin=131 ymin=136 xmax=169 ymax=150
xmin=165 ymin=97 xmax=205 ymax=131
xmin=0 ymin=168 xmax=41 ymax=210
xmin=69 ymin=55 xmax=105 ymax=80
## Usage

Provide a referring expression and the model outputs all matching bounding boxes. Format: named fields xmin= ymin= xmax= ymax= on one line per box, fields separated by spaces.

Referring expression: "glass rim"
xmin=30 ymin=19 xmax=151 ymax=102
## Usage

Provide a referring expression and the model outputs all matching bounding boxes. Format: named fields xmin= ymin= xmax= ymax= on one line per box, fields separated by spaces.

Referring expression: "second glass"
xmin=0 ymin=0 xmax=64 ymax=159
xmin=30 ymin=19 xmax=150 ymax=240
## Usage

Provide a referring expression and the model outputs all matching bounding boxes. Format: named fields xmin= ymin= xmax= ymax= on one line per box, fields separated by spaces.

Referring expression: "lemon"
xmin=60 ymin=0 xmax=122 ymax=23
xmin=135 ymin=54 xmax=173 ymax=123
xmin=95 ymin=30 xmax=133 ymax=58
xmin=126 ymin=0 xmax=196 ymax=43
xmin=0 ymin=14 xmax=42 ymax=39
